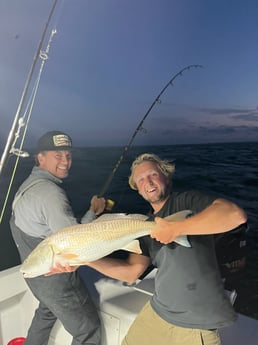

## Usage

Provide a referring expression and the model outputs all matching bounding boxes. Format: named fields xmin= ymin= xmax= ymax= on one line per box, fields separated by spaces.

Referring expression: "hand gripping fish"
xmin=20 ymin=210 xmax=192 ymax=278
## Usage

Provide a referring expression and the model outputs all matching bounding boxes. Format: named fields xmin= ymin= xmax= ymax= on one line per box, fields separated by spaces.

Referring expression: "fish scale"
xmin=20 ymin=210 xmax=192 ymax=278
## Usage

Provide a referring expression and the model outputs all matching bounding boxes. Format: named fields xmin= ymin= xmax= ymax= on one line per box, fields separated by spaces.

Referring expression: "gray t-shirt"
xmin=139 ymin=191 xmax=237 ymax=329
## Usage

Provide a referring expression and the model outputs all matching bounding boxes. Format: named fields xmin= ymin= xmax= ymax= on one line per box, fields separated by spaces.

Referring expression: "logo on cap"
xmin=53 ymin=134 xmax=72 ymax=148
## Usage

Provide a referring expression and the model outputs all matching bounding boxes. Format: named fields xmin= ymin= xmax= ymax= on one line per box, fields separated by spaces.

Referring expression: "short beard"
xmin=143 ymin=185 xmax=170 ymax=204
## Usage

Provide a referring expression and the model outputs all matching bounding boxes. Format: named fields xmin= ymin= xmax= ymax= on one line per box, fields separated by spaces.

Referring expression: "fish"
xmin=20 ymin=210 xmax=192 ymax=278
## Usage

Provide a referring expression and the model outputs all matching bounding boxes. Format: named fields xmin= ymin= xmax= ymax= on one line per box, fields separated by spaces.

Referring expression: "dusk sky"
xmin=0 ymin=0 xmax=258 ymax=149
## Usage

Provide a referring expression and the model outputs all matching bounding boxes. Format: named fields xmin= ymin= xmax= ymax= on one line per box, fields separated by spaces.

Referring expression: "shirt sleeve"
xmin=41 ymin=183 xmax=98 ymax=230
xmin=40 ymin=183 xmax=78 ymax=232
xmin=81 ymin=210 xmax=96 ymax=224
xmin=174 ymin=190 xmax=218 ymax=215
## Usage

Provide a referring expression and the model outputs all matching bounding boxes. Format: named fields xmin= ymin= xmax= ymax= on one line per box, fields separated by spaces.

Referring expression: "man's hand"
xmin=150 ymin=217 xmax=181 ymax=244
xmin=90 ymin=195 xmax=106 ymax=215
xmin=45 ymin=262 xmax=79 ymax=276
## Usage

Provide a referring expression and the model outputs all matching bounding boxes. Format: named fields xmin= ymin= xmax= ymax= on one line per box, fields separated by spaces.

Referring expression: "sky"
xmin=0 ymin=0 xmax=258 ymax=149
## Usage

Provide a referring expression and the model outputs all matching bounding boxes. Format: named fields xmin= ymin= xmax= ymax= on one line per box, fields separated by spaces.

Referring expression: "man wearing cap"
xmin=10 ymin=131 xmax=104 ymax=345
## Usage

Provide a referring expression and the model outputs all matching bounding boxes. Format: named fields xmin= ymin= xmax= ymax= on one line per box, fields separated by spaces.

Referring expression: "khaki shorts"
xmin=122 ymin=301 xmax=221 ymax=345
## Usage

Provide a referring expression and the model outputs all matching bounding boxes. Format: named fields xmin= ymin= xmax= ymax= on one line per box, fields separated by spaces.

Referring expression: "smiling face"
xmin=133 ymin=161 xmax=170 ymax=212
xmin=37 ymin=150 xmax=72 ymax=179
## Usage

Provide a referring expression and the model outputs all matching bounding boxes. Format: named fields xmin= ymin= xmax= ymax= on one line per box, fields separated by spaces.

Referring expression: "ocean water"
xmin=0 ymin=141 xmax=257 ymax=318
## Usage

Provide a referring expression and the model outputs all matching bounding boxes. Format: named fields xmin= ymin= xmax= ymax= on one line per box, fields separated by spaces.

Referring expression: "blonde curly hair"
xmin=128 ymin=153 xmax=175 ymax=190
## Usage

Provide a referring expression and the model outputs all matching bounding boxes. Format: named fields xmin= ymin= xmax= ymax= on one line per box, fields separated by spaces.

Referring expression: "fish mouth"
xmin=22 ymin=271 xmax=39 ymax=278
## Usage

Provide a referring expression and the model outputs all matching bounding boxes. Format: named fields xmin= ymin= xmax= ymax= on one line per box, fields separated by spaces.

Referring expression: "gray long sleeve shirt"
xmin=12 ymin=166 xmax=95 ymax=238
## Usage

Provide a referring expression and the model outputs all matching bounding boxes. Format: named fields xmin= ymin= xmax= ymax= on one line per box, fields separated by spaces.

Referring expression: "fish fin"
xmin=94 ymin=213 xmax=148 ymax=223
xmin=164 ymin=210 xmax=193 ymax=248
xmin=57 ymin=253 xmax=79 ymax=260
xmin=93 ymin=213 xmax=127 ymax=222
xmin=174 ymin=235 xmax=192 ymax=248
xmin=129 ymin=214 xmax=148 ymax=221
xmin=164 ymin=210 xmax=193 ymax=222
xmin=120 ymin=240 xmax=142 ymax=254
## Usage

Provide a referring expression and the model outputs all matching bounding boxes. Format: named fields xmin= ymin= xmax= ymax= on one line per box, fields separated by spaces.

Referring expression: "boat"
xmin=0 ymin=264 xmax=258 ymax=345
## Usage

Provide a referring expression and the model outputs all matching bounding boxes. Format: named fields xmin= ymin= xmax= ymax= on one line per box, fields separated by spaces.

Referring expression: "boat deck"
xmin=0 ymin=266 xmax=257 ymax=345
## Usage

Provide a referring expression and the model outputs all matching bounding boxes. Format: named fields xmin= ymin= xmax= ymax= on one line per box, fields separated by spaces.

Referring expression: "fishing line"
xmin=99 ymin=64 xmax=203 ymax=200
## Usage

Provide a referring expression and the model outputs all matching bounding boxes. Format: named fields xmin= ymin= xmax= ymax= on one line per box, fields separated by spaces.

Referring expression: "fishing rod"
xmin=99 ymin=64 xmax=203 ymax=200
xmin=0 ymin=0 xmax=59 ymax=178
xmin=0 ymin=1 xmax=60 ymax=225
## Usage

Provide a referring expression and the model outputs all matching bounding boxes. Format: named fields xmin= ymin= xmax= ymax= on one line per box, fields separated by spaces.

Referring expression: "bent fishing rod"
xmin=99 ymin=64 xmax=203 ymax=200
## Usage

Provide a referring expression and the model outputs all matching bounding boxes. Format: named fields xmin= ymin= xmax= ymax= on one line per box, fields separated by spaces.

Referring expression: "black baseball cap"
xmin=37 ymin=131 xmax=72 ymax=153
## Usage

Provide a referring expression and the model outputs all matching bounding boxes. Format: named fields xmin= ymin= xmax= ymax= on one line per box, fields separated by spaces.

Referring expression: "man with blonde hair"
xmin=51 ymin=152 xmax=247 ymax=345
